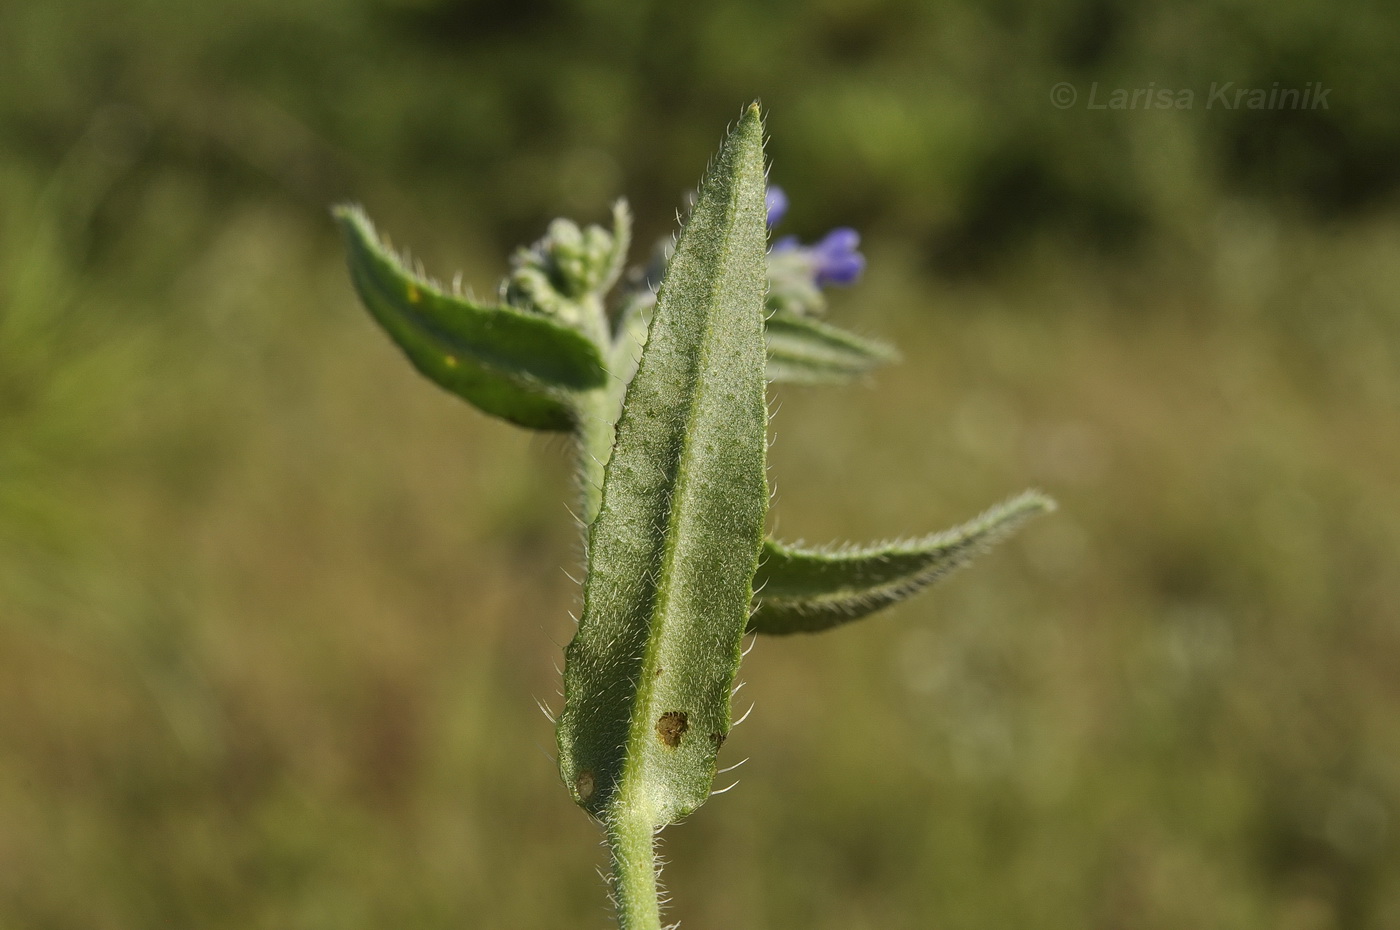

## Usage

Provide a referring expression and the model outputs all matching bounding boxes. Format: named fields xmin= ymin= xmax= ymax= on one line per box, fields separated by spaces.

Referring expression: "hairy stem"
xmin=576 ymin=386 xmax=616 ymax=527
xmin=575 ymin=293 xmax=650 ymax=525
xmin=607 ymin=812 xmax=663 ymax=930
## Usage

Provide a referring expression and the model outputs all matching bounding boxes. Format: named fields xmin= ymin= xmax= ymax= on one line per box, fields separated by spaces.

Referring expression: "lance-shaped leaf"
xmin=557 ymin=105 xmax=769 ymax=829
xmin=334 ymin=205 xmax=608 ymax=431
xmin=751 ymin=490 xmax=1054 ymax=635
xmin=765 ymin=309 xmax=897 ymax=383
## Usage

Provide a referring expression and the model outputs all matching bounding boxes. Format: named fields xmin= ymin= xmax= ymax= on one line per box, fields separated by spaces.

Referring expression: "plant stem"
xmin=576 ymin=386 xmax=616 ymax=527
xmin=574 ymin=299 xmax=664 ymax=927
xmin=607 ymin=811 xmax=663 ymax=930
xmin=575 ymin=295 xmax=650 ymax=526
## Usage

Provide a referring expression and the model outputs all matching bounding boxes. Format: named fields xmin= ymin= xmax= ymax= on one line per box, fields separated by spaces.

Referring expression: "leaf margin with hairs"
xmin=335 ymin=204 xmax=608 ymax=431
xmin=556 ymin=104 xmax=771 ymax=828
xmin=750 ymin=490 xmax=1055 ymax=635
xmin=765 ymin=309 xmax=897 ymax=384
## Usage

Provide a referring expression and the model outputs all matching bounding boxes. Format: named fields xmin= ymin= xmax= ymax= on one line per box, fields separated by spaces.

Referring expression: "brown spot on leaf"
xmin=655 ymin=712 xmax=689 ymax=748
xmin=575 ymin=770 xmax=595 ymax=802
xmin=709 ymin=731 xmax=727 ymax=750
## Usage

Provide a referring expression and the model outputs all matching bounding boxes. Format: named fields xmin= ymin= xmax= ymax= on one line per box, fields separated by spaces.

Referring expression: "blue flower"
xmin=762 ymin=186 xmax=865 ymax=316
xmin=772 ymin=228 xmax=865 ymax=287
xmin=765 ymin=186 xmax=789 ymax=227
xmin=810 ymin=227 xmax=865 ymax=286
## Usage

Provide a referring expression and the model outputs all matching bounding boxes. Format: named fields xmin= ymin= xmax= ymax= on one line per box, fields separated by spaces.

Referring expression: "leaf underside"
xmin=556 ymin=105 xmax=770 ymax=828
xmin=765 ymin=310 xmax=896 ymax=383
xmin=335 ymin=205 xmax=607 ymax=431
xmin=751 ymin=490 xmax=1054 ymax=635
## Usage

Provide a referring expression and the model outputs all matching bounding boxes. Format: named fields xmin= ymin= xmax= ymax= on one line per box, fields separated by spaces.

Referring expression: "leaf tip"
xmin=332 ymin=203 xmax=380 ymax=257
xmin=1011 ymin=488 xmax=1058 ymax=517
xmin=736 ymin=101 xmax=765 ymax=146
xmin=330 ymin=201 xmax=366 ymax=229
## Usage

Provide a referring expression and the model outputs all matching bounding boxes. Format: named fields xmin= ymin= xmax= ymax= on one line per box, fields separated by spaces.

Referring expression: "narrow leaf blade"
xmin=335 ymin=205 xmax=607 ymax=430
xmin=557 ymin=106 xmax=770 ymax=827
xmin=765 ymin=310 xmax=897 ymax=383
xmin=751 ymin=491 xmax=1054 ymax=634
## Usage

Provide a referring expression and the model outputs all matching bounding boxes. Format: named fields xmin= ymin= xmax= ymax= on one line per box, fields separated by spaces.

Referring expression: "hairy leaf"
xmin=765 ymin=309 xmax=896 ymax=383
xmin=557 ymin=105 xmax=769 ymax=828
xmin=751 ymin=491 xmax=1054 ymax=634
xmin=335 ymin=205 xmax=607 ymax=430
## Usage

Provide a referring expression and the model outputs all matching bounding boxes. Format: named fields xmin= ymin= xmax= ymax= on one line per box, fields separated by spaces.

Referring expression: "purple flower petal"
xmin=815 ymin=254 xmax=865 ymax=286
xmin=816 ymin=227 xmax=860 ymax=253
xmin=811 ymin=228 xmax=865 ymax=286
xmin=765 ymin=186 xmax=789 ymax=228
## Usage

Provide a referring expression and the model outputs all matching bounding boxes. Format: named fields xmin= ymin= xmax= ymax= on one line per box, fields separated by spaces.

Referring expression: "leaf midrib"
xmin=612 ymin=190 xmax=746 ymax=820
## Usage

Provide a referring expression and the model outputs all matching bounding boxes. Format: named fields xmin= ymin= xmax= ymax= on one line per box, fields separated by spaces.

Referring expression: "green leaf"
xmin=765 ymin=309 xmax=897 ymax=383
xmin=574 ymin=296 xmax=895 ymax=525
xmin=334 ymin=205 xmax=608 ymax=431
xmin=751 ymin=491 xmax=1054 ymax=635
xmin=557 ymin=105 xmax=770 ymax=829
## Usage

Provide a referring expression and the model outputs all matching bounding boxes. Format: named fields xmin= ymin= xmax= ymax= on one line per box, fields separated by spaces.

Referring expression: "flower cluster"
xmin=619 ymin=185 xmax=867 ymax=320
xmin=763 ymin=185 xmax=864 ymax=317
xmin=501 ymin=204 xmax=629 ymax=344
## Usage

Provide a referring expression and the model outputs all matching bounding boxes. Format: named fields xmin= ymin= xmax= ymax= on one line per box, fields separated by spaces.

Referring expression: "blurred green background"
xmin=2 ymin=0 xmax=1398 ymax=927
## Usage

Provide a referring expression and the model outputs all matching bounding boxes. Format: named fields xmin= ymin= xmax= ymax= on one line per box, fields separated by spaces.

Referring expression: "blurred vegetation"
xmin=2 ymin=0 xmax=1398 ymax=928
